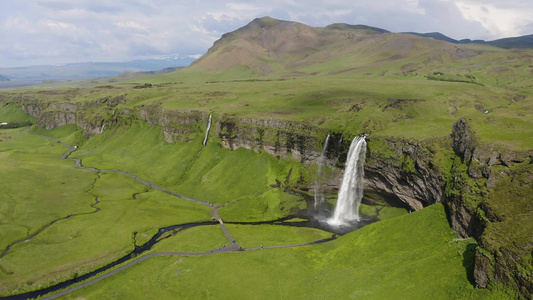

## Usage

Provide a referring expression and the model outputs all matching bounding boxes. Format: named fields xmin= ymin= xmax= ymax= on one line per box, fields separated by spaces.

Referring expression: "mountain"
xmin=0 ymin=56 xmax=194 ymax=81
xmin=0 ymin=74 xmax=9 ymax=82
xmin=404 ymin=32 xmax=533 ymax=49
xmin=402 ymin=32 xmax=460 ymax=44
xmin=188 ymin=16 xmax=481 ymax=77
xmin=487 ymin=34 xmax=533 ymax=48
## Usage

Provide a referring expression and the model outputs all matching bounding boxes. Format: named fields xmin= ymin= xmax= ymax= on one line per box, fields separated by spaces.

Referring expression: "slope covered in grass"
xmin=71 ymin=121 xmax=309 ymax=210
xmin=0 ymin=105 xmax=36 ymax=123
xmin=61 ymin=204 xmax=512 ymax=299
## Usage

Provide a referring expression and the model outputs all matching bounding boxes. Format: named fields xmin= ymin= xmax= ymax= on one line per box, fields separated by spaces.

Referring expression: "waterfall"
xmin=202 ymin=112 xmax=213 ymax=146
xmin=314 ymin=133 xmax=331 ymax=208
xmin=328 ymin=135 xmax=367 ymax=226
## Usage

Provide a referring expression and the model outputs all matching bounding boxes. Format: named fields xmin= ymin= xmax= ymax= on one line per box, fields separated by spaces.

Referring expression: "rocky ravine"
xmin=13 ymin=100 xmax=533 ymax=298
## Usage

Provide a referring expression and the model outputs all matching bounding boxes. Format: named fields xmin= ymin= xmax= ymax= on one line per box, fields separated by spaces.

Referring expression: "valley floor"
xmin=0 ymin=126 xmax=512 ymax=299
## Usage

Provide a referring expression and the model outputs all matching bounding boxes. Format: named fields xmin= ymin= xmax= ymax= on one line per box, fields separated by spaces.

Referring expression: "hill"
xmin=404 ymin=32 xmax=533 ymax=49
xmin=188 ymin=16 xmax=480 ymax=77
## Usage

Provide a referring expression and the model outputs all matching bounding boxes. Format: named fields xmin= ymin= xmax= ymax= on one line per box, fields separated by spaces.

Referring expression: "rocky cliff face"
xmin=449 ymin=118 xmax=533 ymax=299
xmin=365 ymin=138 xmax=447 ymax=211
xmin=216 ymin=115 xmax=324 ymax=164
xmin=214 ymin=114 xmax=448 ymax=211
xmin=18 ymin=101 xmax=103 ymax=133
xmin=138 ymin=105 xmax=204 ymax=142
xmin=15 ymin=98 xmax=448 ymax=211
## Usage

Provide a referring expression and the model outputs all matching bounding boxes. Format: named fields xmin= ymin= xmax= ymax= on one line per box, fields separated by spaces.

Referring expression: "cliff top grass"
xmin=3 ymin=48 xmax=532 ymax=150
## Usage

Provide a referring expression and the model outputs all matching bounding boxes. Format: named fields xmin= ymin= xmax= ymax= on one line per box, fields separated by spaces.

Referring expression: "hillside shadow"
xmin=462 ymin=241 xmax=478 ymax=286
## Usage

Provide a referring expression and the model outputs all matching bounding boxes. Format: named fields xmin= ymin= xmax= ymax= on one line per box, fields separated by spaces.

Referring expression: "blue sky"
xmin=1 ymin=0 xmax=532 ymax=67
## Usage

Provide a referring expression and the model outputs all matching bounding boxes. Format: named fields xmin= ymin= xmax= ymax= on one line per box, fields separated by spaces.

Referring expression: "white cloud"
xmin=116 ymin=21 xmax=149 ymax=32
xmin=206 ymin=3 xmax=266 ymax=23
xmin=455 ymin=1 xmax=533 ymax=38
xmin=0 ymin=0 xmax=531 ymax=67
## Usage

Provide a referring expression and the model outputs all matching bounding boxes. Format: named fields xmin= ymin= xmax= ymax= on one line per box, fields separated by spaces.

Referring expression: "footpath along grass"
xmin=28 ymin=124 xmax=86 ymax=146
xmin=60 ymin=204 xmax=510 ymax=299
xmin=150 ymin=225 xmax=229 ymax=253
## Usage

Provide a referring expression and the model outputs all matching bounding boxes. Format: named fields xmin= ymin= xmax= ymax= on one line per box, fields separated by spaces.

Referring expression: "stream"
xmin=0 ymin=130 xmax=375 ymax=299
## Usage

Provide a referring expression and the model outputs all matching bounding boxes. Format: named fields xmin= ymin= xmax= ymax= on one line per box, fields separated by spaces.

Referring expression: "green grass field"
xmin=8 ymin=63 xmax=531 ymax=150
xmin=0 ymin=122 xmax=514 ymax=299
xmin=59 ymin=204 xmax=512 ymax=299
xmin=70 ymin=121 xmax=311 ymax=208
xmin=0 ymin=125 xmax=212 ymax=296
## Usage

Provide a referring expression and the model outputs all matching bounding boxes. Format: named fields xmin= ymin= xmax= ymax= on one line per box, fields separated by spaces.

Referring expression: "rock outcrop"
xmin=365 ymin=139 xmax=446 ymax=210
xmin=138 ymin=105 xmax=204 ymax=142
xmin=449 ymin=118 xmax=533 ymax=299
xmin=19 ymin=101 xmax=106 ymax=134
xmin=216 ymin=115 xmax=324 ymax=164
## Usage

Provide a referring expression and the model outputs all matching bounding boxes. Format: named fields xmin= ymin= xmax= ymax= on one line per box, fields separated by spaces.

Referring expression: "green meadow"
xmin=0 ymin=112 xmax=514 ymax=299
xmin=9 ymin=54 xmax=532 ymax=151
xmin=60 ymin=204 xmax=511 ymax=300
xmin=0 ymin=29 xmax=531 ymax=298
xmin=0 ymin=117 xmax=213 ymax=296
xmin=70 ymin=121 xmax=310 ymax=209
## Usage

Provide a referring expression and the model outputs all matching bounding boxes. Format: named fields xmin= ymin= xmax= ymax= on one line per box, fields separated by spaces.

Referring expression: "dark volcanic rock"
xmin=365 ymin=139 xmax=446 ymax=211
xmin=449 ymin=118 xmax=533 ymax=299
xmin=215 ymin=115 xmax=324 ymax=164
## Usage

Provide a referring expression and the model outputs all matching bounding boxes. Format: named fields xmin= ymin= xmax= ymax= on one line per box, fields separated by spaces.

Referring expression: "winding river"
xmin=0 ymin=130 xmax=345 ymax=300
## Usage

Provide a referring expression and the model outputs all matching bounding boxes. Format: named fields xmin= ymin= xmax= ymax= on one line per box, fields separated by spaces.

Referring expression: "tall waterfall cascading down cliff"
xmin=202 ymin=112 xmax=213 ymax=146
xmin=328 ymin=135 xmax=367 ymax=226
xmin=314 ymin=133 xmax=330 ymax=208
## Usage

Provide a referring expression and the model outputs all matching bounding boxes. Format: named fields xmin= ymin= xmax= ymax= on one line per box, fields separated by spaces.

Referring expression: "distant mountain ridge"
xmin=0 ymin=56 xmax=194 ymax=81
xmin=403 ymin=32 xmax=533 ymax=49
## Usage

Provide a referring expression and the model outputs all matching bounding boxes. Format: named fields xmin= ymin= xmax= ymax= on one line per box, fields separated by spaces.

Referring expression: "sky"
xmin=0 ymin=0 xmax=532 ymax=68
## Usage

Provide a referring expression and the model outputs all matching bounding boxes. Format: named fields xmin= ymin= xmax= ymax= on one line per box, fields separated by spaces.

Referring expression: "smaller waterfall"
xmin=314 ymin=133 xmax=331 ymax=208
xmin=202 ymin=112 xmax=213 ymax=146
xmin=328 ymin=135 xmax=367 ymax=226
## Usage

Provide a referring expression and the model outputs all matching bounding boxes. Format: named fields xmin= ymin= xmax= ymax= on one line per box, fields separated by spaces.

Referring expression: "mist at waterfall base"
xmin=309 ymin=134 xmax=376 ymax=234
